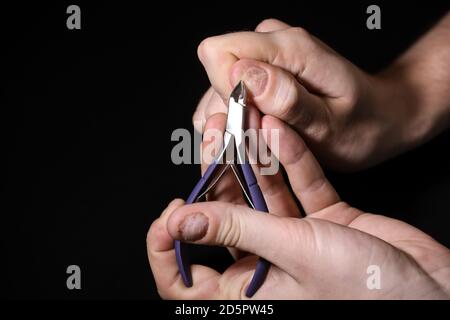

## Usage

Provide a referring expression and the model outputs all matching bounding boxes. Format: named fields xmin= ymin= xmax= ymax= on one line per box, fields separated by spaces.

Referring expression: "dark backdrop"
xmin=1 ymin=1 xmax=449 ymax=299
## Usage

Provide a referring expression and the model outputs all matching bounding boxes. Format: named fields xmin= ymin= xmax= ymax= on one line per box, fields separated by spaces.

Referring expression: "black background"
xmin=1 ymin=1 xmax=449 ymax=299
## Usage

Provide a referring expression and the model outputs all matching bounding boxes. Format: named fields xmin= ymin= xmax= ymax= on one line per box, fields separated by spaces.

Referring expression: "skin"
xmin=147 ymin=116 xmax=450 ymax=299
xmin=193 ymin=15 xmax=450 ymax=171
xmin=147 ymin=15 xmax=450 ymax=299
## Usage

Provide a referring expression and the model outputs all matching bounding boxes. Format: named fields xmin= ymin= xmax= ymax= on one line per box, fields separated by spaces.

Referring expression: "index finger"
xmin=197 ymin=31 xmax=278 ymax=100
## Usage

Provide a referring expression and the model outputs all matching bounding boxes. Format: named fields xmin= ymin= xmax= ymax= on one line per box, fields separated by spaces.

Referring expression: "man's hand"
xmin=193 ymin=17 xmax=450 ymax=171
xmin=147 ymin=116 xmax=450 ymax=299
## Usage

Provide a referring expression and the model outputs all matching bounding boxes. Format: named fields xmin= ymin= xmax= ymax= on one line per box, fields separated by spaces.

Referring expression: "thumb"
xmin=166 ymin=201 xmax=312 ymax=274
xmin=231 ymin=58 xmax=330 ymax=139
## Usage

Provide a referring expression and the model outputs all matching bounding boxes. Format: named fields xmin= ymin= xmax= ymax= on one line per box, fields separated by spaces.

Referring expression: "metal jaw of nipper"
xmin=174 ymin=81 xmax=270 ymax=298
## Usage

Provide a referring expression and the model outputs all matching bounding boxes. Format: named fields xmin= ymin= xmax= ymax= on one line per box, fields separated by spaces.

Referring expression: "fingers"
xmin=201 ymin=113 xmax=245 ymax=205
xmin=193 ymin=87 xmax=227 ymax=133
xmin=197 ymin=25 xmax=352 ymax=102
xmin=261 ymin=115 xmax=340 ymax=214
xmin=201 ymin=113 xmax=226 ymax=173
xmin=194 ymin=60 xmax=331 ymax=146
xmin=255 ymin=166 xmax=301 ymax=217
xmin=165 ymin=200 xmax=400 ymax=298
xmin=147 ymin=199 xmax=220 ymax=299
xmin=196 ymin=20 xmax=362 ymax=146
xmin=166 ymin=201 xmax=309 ymax=274
xmin=240 ymin=106 xmax=299 ymax=217
xmin=192 ymin=16 xmax=289 ymax=134
xmin=194 ymin=57 xmax=331 ymax=139
xmin=147 ymin=199 xmax=185 ymax=292
xmin=147 ymin=199 xmax=185 ymax=253
xmin=192 ymin=16 xmax=287 ymax=131
xmin=193 ymin=87 xmax=213 ymax=133
xmin=192 ymin=15 xmax=290 ymax=133
xmin=197 ymin=31 xmax=277 ymax=99
xmin=201 ymin=111 xmax=300 ymax=217
xmin=246 ymin=105 xmax=299 ymax=217
xmin=231 ymin=58 xmax=331 ymax=140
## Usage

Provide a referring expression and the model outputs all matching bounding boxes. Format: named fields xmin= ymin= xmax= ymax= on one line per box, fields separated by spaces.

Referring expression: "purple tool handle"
xmin=240 ymin=162 xmax=270 ymax=297
xmin=175 ymin=161 xmax=270 ymax=298
xmin=175 ymin=161 xmax=219 ymax=287
xmin=240 ymin=162 xmax=268 ymax=212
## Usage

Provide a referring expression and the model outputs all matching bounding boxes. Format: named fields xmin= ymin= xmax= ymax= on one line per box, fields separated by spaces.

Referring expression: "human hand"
xmin=147 ymin=116 xmax=450 ymax=299
xmin=193 ymin=18 xmax=450 ymax=171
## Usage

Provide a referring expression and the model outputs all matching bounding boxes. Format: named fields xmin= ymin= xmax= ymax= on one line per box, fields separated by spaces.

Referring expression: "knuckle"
xmin=274 ymin=75 xmax=299 ymax=120
xmin=302 ymin=175 xmax=328 ymax=197
xmin=286 ymin=26 xmax=311 ymax=40
xmin=284 ymin=137 xmax=308 ymax=166
xmin=255 ymin=18 xmax=280 ymax=32
xmin=280 ymin=27 xmax=315 ymax=55
xmin=341 ymin=83 xmax=360 ymax=108
xmin=197 ymin=36 xmax=219 ymax=62
xmin=218 ymin=206 xmax=243 ymax=247
xmin=304 ymin=121 xmax=332 ymax=145
xmin=284 ymin=219 xmax=303 ymax=244
xmin=290 ymin=218 xmax=318 ymax=258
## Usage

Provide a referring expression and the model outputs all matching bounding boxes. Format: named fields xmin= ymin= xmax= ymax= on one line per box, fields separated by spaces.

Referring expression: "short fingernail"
xmin=179 ymin=212 xmax=209 ymax=241
xmin=239 ymin=67 xmax=268 ymax=97
xmin=192 ymin=113 xmax=203 ymax=133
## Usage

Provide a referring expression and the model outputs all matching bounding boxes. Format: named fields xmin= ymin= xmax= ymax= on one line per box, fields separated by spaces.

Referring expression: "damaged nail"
xmin=240 ymin=67 xmax=268 ymax=97
xmin=179 ymin=212 xmax=209 ymax=241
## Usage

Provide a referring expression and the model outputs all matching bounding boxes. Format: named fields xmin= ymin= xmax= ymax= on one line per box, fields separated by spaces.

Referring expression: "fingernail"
xmin=240 ymin=67 xmax=268 ymax=97
xmin=179 ymin=212 xmax=209 ymax=241
xmin=192 ymin=113 xmax=204 ymax=133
